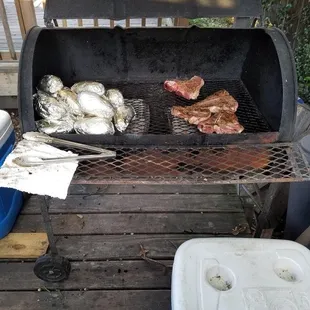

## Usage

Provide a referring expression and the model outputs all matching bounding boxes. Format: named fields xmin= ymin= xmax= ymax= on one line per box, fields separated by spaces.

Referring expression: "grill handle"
xmin=44 ymin=0 xmax=262 ymax=24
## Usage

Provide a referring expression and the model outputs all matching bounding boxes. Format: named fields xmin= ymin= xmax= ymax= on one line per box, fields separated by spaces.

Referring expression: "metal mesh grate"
xmin=108 ymin=80 xmax=272 ymax=135
xmin=124 ymin=99 xmax=150 ymax=135
xmin=70 ymin=143 xmax=310 ymax=185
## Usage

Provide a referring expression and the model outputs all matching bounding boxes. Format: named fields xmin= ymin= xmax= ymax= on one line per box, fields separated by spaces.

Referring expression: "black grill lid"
xmin=44 ymin=0 xmax=262 ymax=21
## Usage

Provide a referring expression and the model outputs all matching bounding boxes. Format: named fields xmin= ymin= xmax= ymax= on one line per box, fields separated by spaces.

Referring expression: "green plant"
xmin=189 ymin=18 xmax=233 ymax=28
xmin=263 ymin=0 xmax=310 ymax=103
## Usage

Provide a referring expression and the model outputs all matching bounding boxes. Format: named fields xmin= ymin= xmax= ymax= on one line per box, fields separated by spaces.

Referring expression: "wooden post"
xmin=141 ymin=18 xmax=146 ymax=27
xmin=93 ymin=18 xmax=99 ymax=27
xmin=174 ymin=18 xmax=189 ymax=27
xmin=14 ymin=0 xmax=37 ymax=38
xmin=0 ymin=0 xmax=17 ymax=60
xmin=126 ymin=18 xmax=130 ymax=28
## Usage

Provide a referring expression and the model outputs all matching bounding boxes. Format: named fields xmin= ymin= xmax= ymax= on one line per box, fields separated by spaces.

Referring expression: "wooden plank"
xmin=14 ymin=0 xmax=26 ymax=39
xmin=0 ymin=61 xmax=18 ymax=96
xmin=13 ymin=213 xmax=250 ymax=235
xmin=0 ymin=260 xmax=172 ymax=290
xmin=23 ymin=194 xmax=244 ymax=214
xmin=62 ymin=19 xmax=67 ymax=27
xmin=56 ymin=234 xmax=243 ymax=260
xmin=0 ymin=233 xmax=48 ymax=259
xmin=0 ymin=290 xmax=171 ymax=310
xmin=17 ymin=0 xmax=37 ymax=33
xmin=78 ymin=19 xmax=83 ymax=27
xmin=0 ymin=0 xmax=16 ymax=59
xmin=68 ymin=184 xmax=237 ymax=195
xmin=142 ymin=17 xmax=146 ymax=27
xmin=174 ymin=18 xmax=189 ymax=27
xmin=93 ymin=18 xmax=99 ymax=27
xmin=110 ymin=20 xmax=114 ymax=28
xmin=126 ymin=18 xmax=130 ymax=28
xmin=157 ymin=17 xmax=162 ymax=27
xmin=0 ymin=72 xmax=18 ymax=96
xmin=0 ymin=61 xmax=19 ymax=73
xmin=0 ymin=52 xmax=20 ymax=61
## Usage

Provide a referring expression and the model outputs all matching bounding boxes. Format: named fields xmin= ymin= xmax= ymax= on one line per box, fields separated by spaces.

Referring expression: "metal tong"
xmin=23 ymin=132 xmax=115 ymax=155
xmin=16 ymin=132 xmax=116 ymax=167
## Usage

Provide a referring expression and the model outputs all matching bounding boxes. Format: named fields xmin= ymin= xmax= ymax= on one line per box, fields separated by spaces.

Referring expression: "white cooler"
xmin=172 ymin=238 xmax=310 ymax=310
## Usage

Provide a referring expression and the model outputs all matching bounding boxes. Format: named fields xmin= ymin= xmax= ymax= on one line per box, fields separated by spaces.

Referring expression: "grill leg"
xmin=40 ymin=195 xmax=58 ymax=256
xmin=33 ymin=195 xmax=71 ymax=282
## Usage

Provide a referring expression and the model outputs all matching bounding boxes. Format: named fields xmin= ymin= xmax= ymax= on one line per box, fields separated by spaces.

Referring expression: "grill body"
xmin=19 ymin=26 xmax=296 ymax=145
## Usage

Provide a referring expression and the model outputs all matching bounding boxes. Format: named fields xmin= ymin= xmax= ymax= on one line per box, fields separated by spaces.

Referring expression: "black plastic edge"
xmin=44 ymin=0 xmax=262 ymax=21
xmin=18 ymin=26 xmax=42 ymax=133
xmin=267 ymin=28 xmax=297 ymax=142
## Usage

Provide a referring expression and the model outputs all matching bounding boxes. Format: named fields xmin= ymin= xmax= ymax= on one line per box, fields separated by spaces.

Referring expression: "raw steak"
xmin=171 ymin=90 xmax=244 ymax=134
xmin=164 ymin=76 xmax=204 ymax=100
xmin=187 ymin=90 xmax=238 ymax=113
xmin=197 ymin=111 xmax=244 ymax=134
xmin=171 ymin=106 xmax=211 ymax=125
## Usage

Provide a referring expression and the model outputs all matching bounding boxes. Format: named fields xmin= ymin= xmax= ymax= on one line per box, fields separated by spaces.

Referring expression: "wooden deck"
xmin=0 ymin=184 xmax=252 ymax=309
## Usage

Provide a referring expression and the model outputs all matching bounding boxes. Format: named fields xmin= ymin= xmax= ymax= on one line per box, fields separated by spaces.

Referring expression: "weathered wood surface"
xmin=0 ymin=60 xmax=18 ymax=96
xmin=68 ymin=184 xmax=238 ymax=195
xmin=14 ymin=213 xmax=249 ymax=235
xmin=23 ymin=194 xmax=244 ymax=214
xmin=0 ymin=186 xmax=252 ymax=309
xmin=0 ymin=290 xmax=171 ymax=310
xmin=0 ymin=233 xmax=48 ymax=258
xmin=56 ymin=234 xmax=239 ymax=260
xmin=0 ymin=260 xmax=172 ymax=290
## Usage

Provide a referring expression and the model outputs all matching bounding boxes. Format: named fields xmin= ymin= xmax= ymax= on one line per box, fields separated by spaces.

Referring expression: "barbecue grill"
xmin=17 ymin=0 xmax=310 ymax=282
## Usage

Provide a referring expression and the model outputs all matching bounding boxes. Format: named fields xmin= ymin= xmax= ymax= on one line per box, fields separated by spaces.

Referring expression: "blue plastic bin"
xmin=0 ymin=110 xmax=23 ymax=239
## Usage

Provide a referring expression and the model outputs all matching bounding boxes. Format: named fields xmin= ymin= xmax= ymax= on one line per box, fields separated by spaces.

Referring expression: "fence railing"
xmin=0 ymin=0 xmax=189 ymax=61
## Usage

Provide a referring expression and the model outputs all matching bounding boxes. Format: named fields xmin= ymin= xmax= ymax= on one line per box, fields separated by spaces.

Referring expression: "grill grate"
xmin=124 ymin=99 xmax=150 ymax=135
xmin=107 ymin=80 xmax=272 ymax=135
xmin=68 ymin=143 xmax=310 ymax=185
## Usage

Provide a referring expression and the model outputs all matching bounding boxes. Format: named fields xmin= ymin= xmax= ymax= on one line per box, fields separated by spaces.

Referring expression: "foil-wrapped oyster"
xmin=34 ymin=90 xmax=67 ymax=120
xmin=36 ymin=117 xmax=74 ymax=134
xmin=106 ymin=89 xmax=125 ymax=109
xmin=38 ymin=75 xmax=63 ymax=94
xmin=74 ymin=117 xmax=115 ymax=135
xmin=71 ymin=81 xmax=105 ymax=96
xmin=77 ymin=91 xmax=115 ymax=119
xmin=57 ymin=87 xmax=83 ymax=117
xmin=114 ymin=105 xmax=135 ymax=132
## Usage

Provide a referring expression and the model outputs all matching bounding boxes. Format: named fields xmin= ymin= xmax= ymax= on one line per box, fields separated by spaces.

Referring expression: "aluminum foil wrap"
xmin=106 ymin=89 xmax=125 ymax=109
xmin=71 ymin=81 xmax=105 ymax=96
xmin=114 ymin=105 xmax=135 ymax=132
xmin=34 ymin=90 xmax=67 ymax=120
xmin=57 ymin=87 xmax=83 ymax=117
xmin=36 ymin=117 xmax=74 ymax=134
xmin=38 ymin=75 xmax=64 ymax=94
xmin=77 ymin=91 xmax=115 ymax=119
xmin=74 ymin=117 xmax=115 ymax=135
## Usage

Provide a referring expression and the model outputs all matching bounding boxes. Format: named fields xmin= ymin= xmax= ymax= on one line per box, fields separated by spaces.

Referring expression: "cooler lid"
xmin=0 ymin=110 xmax=13 ymax=150
xmin=44 ymin=0 xmax=262 ymax=21
xmin=172 ymin=238 xmax=310 ymax=310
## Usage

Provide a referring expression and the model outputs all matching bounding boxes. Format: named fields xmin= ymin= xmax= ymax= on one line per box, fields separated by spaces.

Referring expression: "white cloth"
xmin=0 ymin=140 xmax=78 ymax=199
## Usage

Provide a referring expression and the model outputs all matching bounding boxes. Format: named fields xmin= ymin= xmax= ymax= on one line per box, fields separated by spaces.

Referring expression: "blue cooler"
xmin=0 ymin=110 xmax=23 ymax=239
